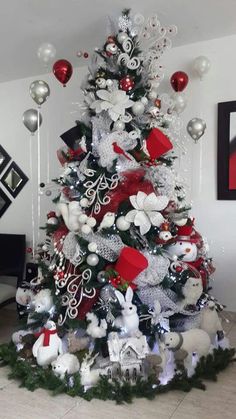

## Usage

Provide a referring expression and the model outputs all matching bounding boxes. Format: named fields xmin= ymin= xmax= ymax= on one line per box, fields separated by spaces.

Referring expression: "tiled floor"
xmin=0 ymin=308 xmax=236 ymax=419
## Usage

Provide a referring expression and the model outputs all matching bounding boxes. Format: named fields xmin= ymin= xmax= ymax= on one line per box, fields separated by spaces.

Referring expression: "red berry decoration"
xmin=119 ymin=76 xmax=135 ymax=91
xmin=170 ymin=71 xmax=188 ymax=92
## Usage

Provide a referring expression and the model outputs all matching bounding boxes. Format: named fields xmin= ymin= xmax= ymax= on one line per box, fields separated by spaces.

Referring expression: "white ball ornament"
xmin=113 ymin=120 xmax=125 ymax=131
xmin=132 ymin=101 xmax=145 ymax=116
xmin=80 ymin=198 xmax=89 ymax=208
xmin=148 ymin=90 xmax=158 ymax=101
xmin=117 ymin=32 xmax=128 ymax=44
xmin=106 ymin=79 xmax=113 ymax=87
xmin=116 ymin=216 xmax=131 ymax=231
xmin=87 ymin=217 xmax=97 ymax=228
xmin=88 ymin=242 xmax=98 ymax=252
xmin=87 ymin=253 xmax=99 ymax=266
xmin=81 ymin=224 xmax=91 ymax=235
xmin=79 ymin=214 xmax=88 ymax=223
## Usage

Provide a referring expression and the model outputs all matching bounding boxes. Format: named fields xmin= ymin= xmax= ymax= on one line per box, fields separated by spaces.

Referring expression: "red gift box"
xmin=145 ymin=128 xmax=173 ymax=159
xmin=115 ymin=247 xmax=148 ymax=282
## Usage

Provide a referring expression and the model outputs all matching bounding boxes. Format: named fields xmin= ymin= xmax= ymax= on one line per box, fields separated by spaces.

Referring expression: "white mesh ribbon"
xmin=93 ymin=130 xmax=137 ymax=168
xmin=147 ymin=165 xmax=176 ymax=199
xmin=138 ymin=285 xmax=202 ymax=318
xmin=134 ymin=251 xmax=170 ymax=288
xmin=62 ymin=232 xmax=84 ymax=266
xmin=81 ymin=232 xmax=124 ymax=262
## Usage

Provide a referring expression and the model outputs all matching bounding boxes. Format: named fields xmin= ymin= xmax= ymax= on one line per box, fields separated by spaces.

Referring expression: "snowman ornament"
xmin=32 ymin=320 xmax=63 ymax=367
xmin=166 ymin=223 xmax=198 ymax=262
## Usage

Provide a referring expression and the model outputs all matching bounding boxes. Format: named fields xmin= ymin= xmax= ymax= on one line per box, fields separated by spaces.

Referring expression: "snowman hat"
xmin=175 ymin=224 xmax=199 ymax=244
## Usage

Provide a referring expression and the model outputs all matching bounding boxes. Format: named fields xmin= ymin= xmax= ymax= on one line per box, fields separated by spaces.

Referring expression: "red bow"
xmin=34 ymin=328 xmax=57 ymax=346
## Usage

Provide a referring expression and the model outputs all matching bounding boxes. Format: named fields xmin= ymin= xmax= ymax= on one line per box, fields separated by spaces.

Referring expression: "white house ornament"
xmin=32 ymin=321 xmax=63 ymax=367
xmin=125 ymin=191 xmax=169 ymax=235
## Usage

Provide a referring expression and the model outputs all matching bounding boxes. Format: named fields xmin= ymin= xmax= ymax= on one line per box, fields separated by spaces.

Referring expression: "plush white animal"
xmin=167 ymin=241 xmax=198 ymax=262
xmin=180 ymin=277 xmax=203 ymax=309
xmin=51 ymin=353 xmax=80 ymax=380
xmin=86 ymin=313 xmax=107 ymax=338
xmin=114 ymin=287 xmax=140 ymax=336
xmin=12 ymin=330 xmax=32 ymax=348
xmin=32 ymin=320 xmax=63 ymax=366
xmin=200 ymin=301 xmax=224 ymax=344
xmin=16 ymin=287 xmax=34 ymax=306
xmin=80 ymin=352 xmax=104 ymax=388
xmin=57 ymin=201 xmax=82 ymax=232
xmin=33 ymin=289 xmax=54 ymax=313
xmin=164 ymin=329 xmax=211 ymax=373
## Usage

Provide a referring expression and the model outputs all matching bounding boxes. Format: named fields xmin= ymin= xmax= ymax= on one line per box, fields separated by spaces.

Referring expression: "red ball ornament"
xmin=83 ymin=52 xmax=89 ymax=59
xmin=119 ymin=76 xmax=135 ymax=91
xmin=170 ymin=71 xmax=189 ymax=92
xmin=26 ymin=247 xmax=32 ymax=254
xmin=53 ymin=59 xmax=73 ymax=87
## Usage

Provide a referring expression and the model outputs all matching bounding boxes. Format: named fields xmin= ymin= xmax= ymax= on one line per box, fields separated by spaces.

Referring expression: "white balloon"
xmin=37 ymin=43 xmax=56 ymax=66
xmin=172 ymin=92 xmax=187 ymax=115
xmin=193 ymin=56 xmax=211 ymax=80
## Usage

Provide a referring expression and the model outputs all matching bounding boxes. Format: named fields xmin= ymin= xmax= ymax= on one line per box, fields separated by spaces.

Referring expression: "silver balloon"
xmin=187 ymin=118 xmax=206 ymax=143
xmin=193 ymin=56 xmax=211 ymax=80
xmin=23 ymin=109 xmax=42 ymax=134
xmin=30 ymin=80 xmax=50 ymax=106
xmin=37 ymin=43 xmax=56 ymax=66
xmin=172 ymin=92 xmax=187 ymax=114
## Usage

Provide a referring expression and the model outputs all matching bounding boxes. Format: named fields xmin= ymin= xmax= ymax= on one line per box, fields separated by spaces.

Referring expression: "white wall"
xmin=162 ymin=34 xmax=236 ymax=311
xmin=1 ymin=34 xmax=236 ymax=310
xmin=0 ymin=67 xmax=87 ymax=250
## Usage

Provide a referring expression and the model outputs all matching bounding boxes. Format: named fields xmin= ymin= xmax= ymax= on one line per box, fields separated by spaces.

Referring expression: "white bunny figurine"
xmin=114 ymin=287 xmax=140 ymax=337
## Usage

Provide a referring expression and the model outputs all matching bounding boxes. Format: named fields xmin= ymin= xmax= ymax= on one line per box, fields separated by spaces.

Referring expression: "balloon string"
xmin=29 ymin=136 xmax=35 ymax=258
xmin=37 ymin=108 xmax=41 ymax=242
xmin=46 ymin=130 xmax=50 ymax=183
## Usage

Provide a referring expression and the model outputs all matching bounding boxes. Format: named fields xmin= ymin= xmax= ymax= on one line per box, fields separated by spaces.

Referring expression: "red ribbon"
xmin=34 ymin=328 xmax=57 ymax=346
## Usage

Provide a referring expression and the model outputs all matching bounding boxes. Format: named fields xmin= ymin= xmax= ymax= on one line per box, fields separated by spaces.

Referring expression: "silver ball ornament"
xmin=113 ymin=120 xmax=125 ymax=131
xmin=86 ymin=253 xmax=99 ymax=266
xmin=100 ymin=284 xmax=117 ymax=303
xmin=97 ymin=270 xmax=107 ymax=284
xmin=117 ymin=32 xmax=128 ymax=44
xmin=132 ymin=101 xmax=145 ymax=116
xmin=45 ymin=190 xmax=52 ymax=196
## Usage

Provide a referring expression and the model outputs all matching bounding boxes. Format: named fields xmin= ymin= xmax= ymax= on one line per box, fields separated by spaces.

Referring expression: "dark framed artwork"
xmin=0 ymin=187 xmax=11 ymax=217
xmin=1 ymin=161 xmax=28 ymax=198
xmin=0 ymin=144 xmax=11 ymax=174
xmin=217 ymin=101 xmax=236 ymax=199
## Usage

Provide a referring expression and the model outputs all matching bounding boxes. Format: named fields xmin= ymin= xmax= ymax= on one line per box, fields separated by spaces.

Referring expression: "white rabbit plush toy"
xmin=114 ymin=287 xmax=140 ymax=337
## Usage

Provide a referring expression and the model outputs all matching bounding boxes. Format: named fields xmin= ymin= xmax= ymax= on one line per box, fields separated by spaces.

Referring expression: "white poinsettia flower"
xmin=125 ymin=191 xmax=169 ymax=235
xmin=90 ymin=89 xmax=134 ymax=121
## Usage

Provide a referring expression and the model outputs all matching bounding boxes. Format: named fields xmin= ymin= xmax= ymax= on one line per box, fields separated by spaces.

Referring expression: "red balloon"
xmin=53 ymin=59 xmax=73 ymax=86
xmin=170 ymin=71 xmax=188 ymax=92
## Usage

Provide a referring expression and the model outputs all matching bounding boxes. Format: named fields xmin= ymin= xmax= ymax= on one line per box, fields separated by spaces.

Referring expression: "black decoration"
xmin=1 ymin=161 xmax=28 ymax=198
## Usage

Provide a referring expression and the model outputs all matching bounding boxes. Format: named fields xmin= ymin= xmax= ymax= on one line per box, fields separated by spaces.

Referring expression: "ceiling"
xmin=1 ymin=0 xmax=236 ymax=82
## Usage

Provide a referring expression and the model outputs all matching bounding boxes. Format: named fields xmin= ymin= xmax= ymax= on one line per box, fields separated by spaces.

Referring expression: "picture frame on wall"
xmin=0 ymin=187 xmax=11 ymax=217
xmin=217 ymin=100 xmax=236 ymax=200
xmin=1 ymin=161 xmax=28 ymax=198
xmin=0 ymin=144 xmax=11 ymax=174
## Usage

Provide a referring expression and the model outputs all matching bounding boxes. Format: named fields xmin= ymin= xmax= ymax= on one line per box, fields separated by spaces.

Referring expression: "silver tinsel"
xmin=134 ymin=251 xmax=170 ymax=288
xmin=81 ymin=232 xmax=124 ymax=262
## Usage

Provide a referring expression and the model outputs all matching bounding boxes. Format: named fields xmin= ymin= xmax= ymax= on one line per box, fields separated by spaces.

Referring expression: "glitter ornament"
xmin=97 ymin=271 xmax=107 ymax=284
xmin=119 ymin=76 xmax=135 ymax=92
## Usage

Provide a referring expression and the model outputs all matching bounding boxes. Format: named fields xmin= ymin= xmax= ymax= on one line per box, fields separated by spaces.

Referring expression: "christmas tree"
xmin=2 ymin=9 xmax=234 ymax=402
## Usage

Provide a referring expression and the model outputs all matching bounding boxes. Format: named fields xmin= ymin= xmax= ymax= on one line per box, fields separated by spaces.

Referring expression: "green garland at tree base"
xmin=0 ymin=343 xmax=235 ymax=404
